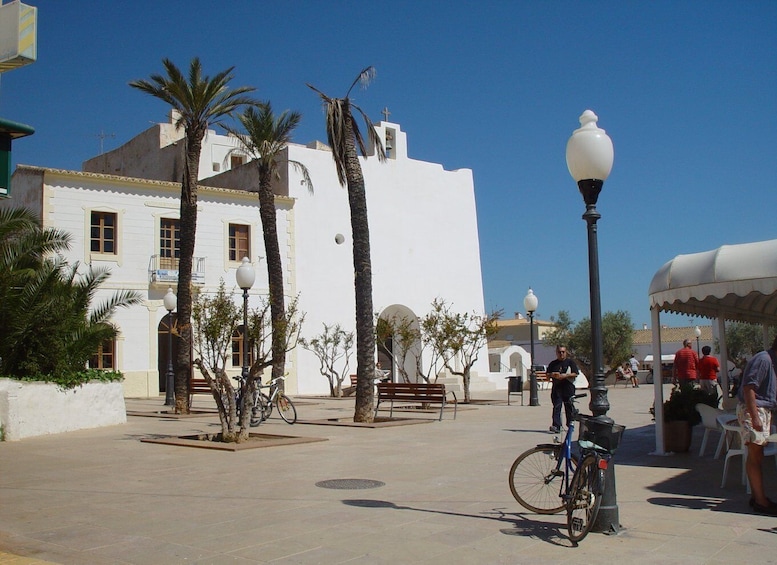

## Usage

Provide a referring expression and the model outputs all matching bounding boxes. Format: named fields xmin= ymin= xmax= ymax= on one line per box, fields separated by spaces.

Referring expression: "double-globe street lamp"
xmin=523 ymin=288 xmax=540 ymax=407
xmin=163 ymin=287 xmax=177 ymax=407
xmin=236 ymin=257 xmax=256 ymax=383
xmin=566 ymin=109 xmax=619 ymax=534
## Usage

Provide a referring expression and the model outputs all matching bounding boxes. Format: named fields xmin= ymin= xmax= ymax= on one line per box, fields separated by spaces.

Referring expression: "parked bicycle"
xmin=231 ymin=375 xmax=264 ymax=427
xmin=254 ymin=376 xmax=297 ymax=424
xmin=508 ymin=393 xmax=626 ymax=543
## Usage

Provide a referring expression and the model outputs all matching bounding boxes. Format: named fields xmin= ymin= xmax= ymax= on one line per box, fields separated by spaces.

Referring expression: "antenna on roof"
xmin=96 ymin=130 xmax=115 ymax=154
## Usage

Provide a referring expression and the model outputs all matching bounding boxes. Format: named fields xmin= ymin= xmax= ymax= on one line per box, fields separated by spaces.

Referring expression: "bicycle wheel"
xmin=509 ymin=446 xmax=568 ymax=514
xmin=259 ymin=393 xmax=272 ymax=421
xmin=566 ymin=454 xmax=603 ymax=543
xmin=249 ymin=391 xmax=263 ymax=427
xmin=276 ymin=394 xmax=297 ymax=424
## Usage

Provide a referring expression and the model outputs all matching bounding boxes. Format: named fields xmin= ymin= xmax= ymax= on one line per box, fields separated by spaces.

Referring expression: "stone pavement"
xmin=1 ymin=385 xmax=776 ymax=565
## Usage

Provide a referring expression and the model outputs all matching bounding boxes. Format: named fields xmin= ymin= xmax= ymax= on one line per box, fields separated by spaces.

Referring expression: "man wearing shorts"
xmin=737 ymin=336 xmax=777 ymax=515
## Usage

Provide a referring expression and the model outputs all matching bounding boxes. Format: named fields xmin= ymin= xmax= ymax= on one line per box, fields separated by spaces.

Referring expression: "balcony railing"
xmin=149 ymin=255 xmax=206 ymax=286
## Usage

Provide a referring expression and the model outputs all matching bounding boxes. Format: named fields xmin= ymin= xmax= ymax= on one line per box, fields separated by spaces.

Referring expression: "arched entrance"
xmin=157 ymin=312 xmax=179 ymax=393
xmin=377 ymin=304 xmax=423 ymax=383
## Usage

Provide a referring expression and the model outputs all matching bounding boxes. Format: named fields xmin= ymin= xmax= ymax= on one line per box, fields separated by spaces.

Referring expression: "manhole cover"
xmin=315 ymin=478 xmax=385 ymax=490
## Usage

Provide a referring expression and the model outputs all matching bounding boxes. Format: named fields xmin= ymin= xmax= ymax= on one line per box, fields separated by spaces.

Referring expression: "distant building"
xmin=631 ymin=324 xmax=714 ymax=369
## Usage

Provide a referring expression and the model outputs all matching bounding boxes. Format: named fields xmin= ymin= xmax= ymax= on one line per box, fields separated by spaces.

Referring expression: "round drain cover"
xmin=315 ymin=478 xmax=385 ymax=490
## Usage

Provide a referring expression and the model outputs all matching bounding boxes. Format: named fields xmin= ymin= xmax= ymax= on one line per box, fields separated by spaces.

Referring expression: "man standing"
xmin=629 ymin=354 xmax=640 ymax=387
xmin=698 ymin=346 xmax=720 ymax=394
xmin=673 ymin=338 xmax=699 ymax=385
xmin=737 ymin=336 xmax=777 ymax=515
xmin=548 ymin=345 xmax=579 ymax=433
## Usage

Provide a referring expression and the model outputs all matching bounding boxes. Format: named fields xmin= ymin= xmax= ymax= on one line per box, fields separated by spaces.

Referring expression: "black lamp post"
xmin=236 ymin=257 xmax=256 ymax=383
xmin=694 ymin=325 xmax=701 ymax=356
xmin=523 ymin=288 xmax=540 ymax=406
xmin=566 ymin=109 xmax=619 ymax=534
xmin=163 ymin=287 xmax=177 ymax=406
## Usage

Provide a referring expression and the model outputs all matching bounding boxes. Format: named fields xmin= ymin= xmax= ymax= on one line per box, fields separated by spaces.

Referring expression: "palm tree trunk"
xmin=343 ymin=122 xmax=376 ymax=423
xmin=258 ymin=171 xmax=286 ymax=385
xmin=174 ymin=133 xmax=202 ymax=414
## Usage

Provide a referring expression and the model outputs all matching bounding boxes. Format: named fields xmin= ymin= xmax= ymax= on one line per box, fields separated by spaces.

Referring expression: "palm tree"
xmin=0 ymin=208 xmax=142 ymax=378
xmin=130 ymin=58 xmax=255 ymax=413
xmin=224 ymin=103 xmax=312 ymax=386
xmin=308 ymin=67 xmax=386 ymax=422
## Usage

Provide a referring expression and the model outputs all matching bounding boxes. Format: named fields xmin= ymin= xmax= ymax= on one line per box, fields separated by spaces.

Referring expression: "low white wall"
xmin=0 ymin=379 xmax=127 ymax=441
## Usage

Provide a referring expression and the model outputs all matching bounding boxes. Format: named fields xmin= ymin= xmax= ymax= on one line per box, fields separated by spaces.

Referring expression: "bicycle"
xmin=254 ymin=376 xmax=297 ymax=424
xmin=508 ymin=393 xmax=626 ymax=543
xmin=230 ymin=375 xmax=264 ymax=427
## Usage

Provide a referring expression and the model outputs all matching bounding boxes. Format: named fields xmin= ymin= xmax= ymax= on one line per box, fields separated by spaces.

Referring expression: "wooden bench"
xmin=188 ymin=377 xmax=212 ymax=407
xmin=374 ymin=382 xmax=456 ymax=421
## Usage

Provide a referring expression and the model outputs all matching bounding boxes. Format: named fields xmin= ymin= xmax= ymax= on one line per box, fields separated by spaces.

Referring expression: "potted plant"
xmin=663 ymin=383 xmax=719 ymax=452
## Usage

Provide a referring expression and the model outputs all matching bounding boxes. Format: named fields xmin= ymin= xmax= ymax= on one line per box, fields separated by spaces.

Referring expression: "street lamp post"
xmin=236 ymin=257 xmax=256 ymax=384
xmin=163 ymin=287 xmax=177 ymax=407
xmin=566 ymin=109 xmax=619 ymax=534
xmin=523 ymin=288 xmax=540 ymax=407
xmin=694 ymin=325 xmax=702 ymax=356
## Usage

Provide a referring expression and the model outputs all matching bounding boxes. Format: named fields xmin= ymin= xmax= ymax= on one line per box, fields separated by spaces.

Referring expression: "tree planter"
xmin=663 ymin=420 xmax=692 ymax=453
xmin=0 ymin=378 xmax=126 ymax=441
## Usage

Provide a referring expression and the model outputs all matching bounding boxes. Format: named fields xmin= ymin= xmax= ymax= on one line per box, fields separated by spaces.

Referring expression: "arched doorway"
xmin=157 ymin=312 xmax=179 ymax=393
xmin=377 ymin=304 xmax=423 ymax=383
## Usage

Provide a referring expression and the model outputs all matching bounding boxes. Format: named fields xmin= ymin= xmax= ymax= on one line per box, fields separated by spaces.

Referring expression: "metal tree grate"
xmin=315 ymin=478 xmax=386 ymax=490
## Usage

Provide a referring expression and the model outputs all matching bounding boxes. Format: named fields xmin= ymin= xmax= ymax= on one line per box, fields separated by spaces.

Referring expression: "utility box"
xmin=0 ymin=1 xmax=37 ymax=73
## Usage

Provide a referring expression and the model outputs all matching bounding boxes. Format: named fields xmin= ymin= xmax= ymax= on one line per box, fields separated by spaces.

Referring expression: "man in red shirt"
xmin=673 ymin=339 xmax=699 ymax=385
xmin=698 ymin=345 xmax=720 ymax=394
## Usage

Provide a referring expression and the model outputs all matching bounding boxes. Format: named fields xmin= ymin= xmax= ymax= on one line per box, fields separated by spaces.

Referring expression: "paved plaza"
xmin=1 ymin=384 xmax=776 ymax=564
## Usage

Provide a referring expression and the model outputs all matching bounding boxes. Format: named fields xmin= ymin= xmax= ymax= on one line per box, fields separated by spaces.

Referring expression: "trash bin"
xmin=507 ymin=376 xmax=523 ymax=405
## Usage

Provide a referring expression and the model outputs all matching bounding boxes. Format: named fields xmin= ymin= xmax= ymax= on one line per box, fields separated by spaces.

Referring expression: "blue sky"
xmin=2 ymin=1 xmax=776 ymax=329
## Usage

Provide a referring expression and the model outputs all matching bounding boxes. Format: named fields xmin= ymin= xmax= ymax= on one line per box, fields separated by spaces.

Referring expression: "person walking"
xmin=737 ymin=336 xmax=777 ymax=515
xmin=547 ymin=345 xmax=579 ymax=433
xmin=698 ymin=346 xmax=720 ymax=394
xmin=673 ymin=338 xmax=699 ymax=386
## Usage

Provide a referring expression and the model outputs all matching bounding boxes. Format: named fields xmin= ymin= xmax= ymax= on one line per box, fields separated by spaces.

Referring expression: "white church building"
xmin=4 ymin=113 xmax=499 ymax=398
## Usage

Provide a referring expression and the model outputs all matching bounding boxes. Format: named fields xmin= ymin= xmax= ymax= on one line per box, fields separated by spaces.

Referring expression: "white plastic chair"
xmin=715 ymin=413 xmax=740 ymax=459
xmin=695 ymin=403 xmax=724 ymax=457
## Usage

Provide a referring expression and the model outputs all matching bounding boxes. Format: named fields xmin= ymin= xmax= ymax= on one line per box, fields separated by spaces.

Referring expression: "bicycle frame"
xmin=547 ymin=415 xmax=577 ymax=503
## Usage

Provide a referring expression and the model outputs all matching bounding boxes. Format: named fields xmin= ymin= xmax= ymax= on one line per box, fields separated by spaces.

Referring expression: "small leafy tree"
xmin=300 ymin=323 xmax=354 ymax=397
xmin=545 ymin=309 xmax=633 ymax=379
xmin=421 ymin=298 xmax=500 ymax=402
xmin=191 ymin=281 xmax=243 ymax=439
xmin=723 ymin=321 xmax=777 ymax=371
xmin=191 ymin=282 xmax=303 ymax=443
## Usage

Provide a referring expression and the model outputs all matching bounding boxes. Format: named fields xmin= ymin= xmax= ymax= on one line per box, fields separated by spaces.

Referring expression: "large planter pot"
xmin=664 ymin=420 xmax=692 ymax=453
xmin=0 ymin=378 xmax=126 ymax=441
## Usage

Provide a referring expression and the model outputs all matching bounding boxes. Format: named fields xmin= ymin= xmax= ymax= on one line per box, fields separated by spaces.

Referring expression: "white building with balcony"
xmin=4 ymin=114 xmax=494 ymax=398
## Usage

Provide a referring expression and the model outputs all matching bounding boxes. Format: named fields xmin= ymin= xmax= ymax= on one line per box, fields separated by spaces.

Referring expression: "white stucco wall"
xmin=0 ymin=379 xmax=127 ymax=441
xmin=284 ymin=122 xmax=490 ymax=394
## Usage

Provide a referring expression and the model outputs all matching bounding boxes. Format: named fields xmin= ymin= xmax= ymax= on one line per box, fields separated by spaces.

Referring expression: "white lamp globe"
xmin=163 ymin=287 xmax=177 ymax=312
xmin=236 ymin=257 xmax=256 ymax=290
xmin=523 ymin=288 xmax=538 ymax=314
xmin=566 ymin=110 xmax=614 ymax=182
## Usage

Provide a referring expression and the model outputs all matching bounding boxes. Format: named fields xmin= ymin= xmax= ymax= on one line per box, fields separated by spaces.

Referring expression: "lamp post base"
xmin=529 ymin=371 xmax=540 ymax=406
